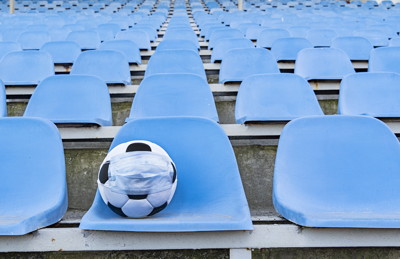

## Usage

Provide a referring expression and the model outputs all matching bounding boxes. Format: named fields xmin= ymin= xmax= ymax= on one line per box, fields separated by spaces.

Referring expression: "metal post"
xmin=238 ymin=0 xmax=243 ymax=10
xmin=9 ymin=0 xmax=15 ymax=14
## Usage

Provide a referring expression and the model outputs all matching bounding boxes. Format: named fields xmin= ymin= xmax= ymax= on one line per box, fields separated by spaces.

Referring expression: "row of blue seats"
xmin=4 ymin=113 xmax=400 ymax=234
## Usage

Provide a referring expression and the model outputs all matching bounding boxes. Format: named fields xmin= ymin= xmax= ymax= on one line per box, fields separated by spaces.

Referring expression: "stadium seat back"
xmin=99 ymin=40 xmax=141 ymax=64
xmin=369 ymin=47 xmax=400 ymax=73
xmin=40 ymin=41 xmax=81 ymax=64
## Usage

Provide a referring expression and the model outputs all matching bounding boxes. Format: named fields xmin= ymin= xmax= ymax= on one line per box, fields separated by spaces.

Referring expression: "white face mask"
xmin=105 ymin=151 xmax=174 ymax=195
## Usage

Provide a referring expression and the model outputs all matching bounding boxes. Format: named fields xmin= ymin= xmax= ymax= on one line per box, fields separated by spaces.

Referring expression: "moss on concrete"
xmin=111 ymin=102 xmax=132 ymax=126
xmin=7 ymin=102 xmax=28 ymax=117
xmin=253 ymin=248 xmax=400 ymax=259
xmin=0 ymin=249 xmax=229 ymax=259
xmin=216 ymin=101 xmax=236 ymax=124
xmin=233 ymin=145 xmax=277 ymax=215
xmin=64 ymin=149 xmax=108 ymax=210
xmin=319 ymin=99 xmax=338 ymax=115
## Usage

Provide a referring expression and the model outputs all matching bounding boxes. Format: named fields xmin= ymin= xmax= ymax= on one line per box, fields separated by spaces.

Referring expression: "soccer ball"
xmin=98 ymin=140 xmax=177 ymax=218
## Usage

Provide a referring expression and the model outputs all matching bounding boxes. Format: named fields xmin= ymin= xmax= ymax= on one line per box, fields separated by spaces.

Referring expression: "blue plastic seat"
xmin=354 ymin=29 xmax=389 ymax=47
xmin=295 ymin=48 xmax=355 ymax=80
xmin=211 ymin=38 xmax=254 ymax=63
xmin=245 ymin=25 xmax=268 ymax=41
xmin=80 ymin=116 xmax=252 ymax=232
xmin=99 ymin=40 xmax=141 ymax=64
xmin=0 ymin=51 xmax=54 ymax=86
xmin=369 ymin=47 xmax=400 ymax=73
xmin=145 ymin=50 xmax=206 ymax=81
xmin=71 ymin=50 xmax=131 ymax=85
xmin=306 ymin=29 xmax=337 ymax=47
xmin=338 ymin=72 xmax=400 ymax=117
xmin=0 ymin=117 xmax=67 ymax=235
xmin=389 ymin=38 xmax=400 ymax=47
xmin=115 ymin=30 xmax=151 ymax=50
xmin=24 ymin=75 xmax=112 ymax=126
xmin=40 ymin=41 xmax=81 ymax=64
xmin=256 ymin=28 xmax=291 ymax=49
xmin=163 ymin=28 xmax=200 ymax=49
xmin=208 ymin=28 xmax=243 ymax=49
xmin=0 ymin=81 xmax=7 ymax=117
xmin=156 ymin=40 xmax=198 ymax=52
xmin=98 ymin=23 xmax=121 ymax=36
xmin=331 ymin=36 xmax=373 ymax=61
xmin=219 ymin=48 xmax=279 ymax=83
xmin=66 ymin=30 xmax=101 ymax=50
xmin=273 ymin=115 xmax=400 ymax=228
xmin=17 ymin=31 xmax=51 ymax=50
xmin=128 ymin=74 xmax=218 ymax=121
xmin=271 ymin=37 xmax=313 ymax=61
xmin=0 ymin=42 xmax=22 ymax=61
xmin=235 ymin=73 xmax=323 ymax=123
xmin=132 ymin=25 xmax=157 ymax=41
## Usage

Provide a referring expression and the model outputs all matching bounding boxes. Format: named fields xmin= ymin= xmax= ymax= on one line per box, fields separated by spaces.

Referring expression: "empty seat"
xmin=295 ymin=48 xmax=355 ymax=80
xmin=66 ymin=30 xmax=101 ymax=50
xmin=273 ymin=115 xmax=400 ymax=228
xmin=0 ymin=117 xmax=67 ymax=235
xmin=99 ymin=40 xmax=141 ymax=64
xmin=0 ymin=42 xmax=22 ymax=61
xmin=339 ymin=72 xmax=400 ymax=117
xmin=163 ymin=28 xmax=200 ymax=49
xmin=306 ymin=29 xmax=337 ymax=47
xmin=331 ymin=36 xmax=373 ymax=61
xmin=17 ymin=31 xmax=51 ymax=50
xmin=211 ymin=38 xmax=254 ymax=63
xmin=355 ymin=29 xmax=389 ymax=47
xmin=145 ymin=50 xmax=206 ymax=81
xmin=235 ymin=73 xmax=323 ymax=123
xmin=389 ymin=38 xmax=400 ymax=47
xmin=71 ymin=50 xmax=131 ymax=85
xmin=369 ymin=47 xmax=400 ymax=73
xmin=40 ymin=41 xmax=81 ymax=64
xmin=115 ymin=30 xmax=151 ymax=50
xmin=271 ymin=37 xmax=313 ymax=61
xmin=208 ymin=28 xmax=243 ymax=49
xmin=128 ymin=74 xmax=218 ymax=121
xmin=80 ymin=116 xmax=252 ymax=232
xmin=0 ymin=81 xmax=6 ymax=117
xmin=256 ymin=28 xmax=291 ymax=49
xmin=24 ymin=75 xmax=112 ymax=126
xmin=156 ymin=40 xmax=198 ymax=52
xmin=0 ymin=51 xmax=54 ymax=85
xmin=219 ymin=48 xmax=280 ymax=83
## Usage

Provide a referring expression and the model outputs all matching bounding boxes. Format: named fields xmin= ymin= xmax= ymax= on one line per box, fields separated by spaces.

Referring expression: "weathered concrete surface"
xmin=233 ymin=145 xmax=277 ymax=216
xmin=0 ymin=250 xmax=229 ymax=259
xmin=319 ymin=99 xmax=338 ymax=115
xmin=64 ymin=149 xmax=107 ymax=210
xmin=216 ymin=101 xmax=236 ymax=124
xmin=111 ymin=102 xmax=131 ymax=126
xmin=7 ymin=102 xmax=28 ymax=117
xmin=253 ymin=248 xmax=400 ymax=259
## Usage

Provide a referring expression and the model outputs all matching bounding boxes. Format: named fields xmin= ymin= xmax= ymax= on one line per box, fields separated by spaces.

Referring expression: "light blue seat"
xmin=156 ymin=40 xmax=198 ymax=52
xmin=99 ymin=40 xmax=141 ymax=64
xmin=40 ymin=41 xmax=81 ymax=64
xmin=0 ymin=81 xmax=7 ymax=117
xmin=219 ymin=48 xmax=279 ymax=83
xmin=211 ymin=38 xmax=254 ymax=63
xmin=339 ymin=72 xmax=400 ymax=117
xmin=235 ymin=73 xmax=323 ymax=123
xmin=245 ymin=25 xmax=267 ymax=41
xmin=295 ymin=48 xmax=355 ymax=80
xmin=389 ymin=38 xmax=400 ymax=47
xmin=145 ymin=50 xmax=206 ymax=81
xmin=115 ymin=30 xmax=151 ymax=50
xmin=17 ymin=31 xmax=51 ymax=50
xmin=132 ymin=25 xmax=157 ymax=41
xmin=354 ymin=29 xmax=389 ymax=47
xmin=0 ymin=51 xmax=54 ymax=85
xmin=0 ymin=117 xmax=67 ymax=235
xmin=98 ymin=23 xmax=121 ymax=36
xmin=306 ymin=29 xmax=337 ymax=47
xmin=66 ymin=30 xmax=101 ymax=50
xmin=369 ymin=47 xmax=400 ymax=73
xmin=71 ymin=50 xmax=131 ymax=85
xmin=271 ymin=37 xmax=313 ymax=61
xmin=80 ymin=116 xmax=252 ymax=232
xmin=331 ymin=36 xmax=373 ymax=61
xmin=0 ymin=42 xmax=22 ymax=61
xmin=208 ymin=28 xmax=243 ymax=49
xmin=163 ymin=28 xmax=200 ymax=49
xmin=24 ymin=75 xmax=112 ymax=126
xmin=256 ymin=28 xmax=291 ymax=49
xmin=273 ymin=115 xmax=400 ymax=228
xmin=128 ymin=74 xmax=218 ymax=121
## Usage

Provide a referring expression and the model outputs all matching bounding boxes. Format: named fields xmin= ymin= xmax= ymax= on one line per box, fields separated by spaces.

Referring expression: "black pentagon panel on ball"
xmin=99 ymin=161 xmax=110 ymax=184
xmin=171 ymin=162 xmax=177 ymax=183
xmin=148 ymin=202 xmax=168 ymax=216
xmin=107 ymin=202 xmax=127 ymax=217
xmin=128 ymin=194 xmax=148 ymax=200
xmin=126 ymin=142 xmax=152 ymax=152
